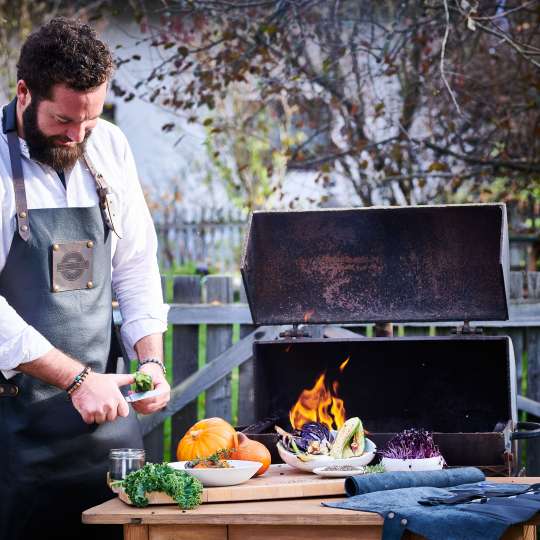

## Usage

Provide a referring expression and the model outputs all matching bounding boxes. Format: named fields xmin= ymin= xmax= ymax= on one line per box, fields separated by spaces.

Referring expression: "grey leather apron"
xmin=0 ymin=99 xmax=142 ymax=540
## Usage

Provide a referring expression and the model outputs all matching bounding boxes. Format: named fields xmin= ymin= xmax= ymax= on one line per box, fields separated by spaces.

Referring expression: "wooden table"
xmin=83 ymin=477 xmax=540 ymax=540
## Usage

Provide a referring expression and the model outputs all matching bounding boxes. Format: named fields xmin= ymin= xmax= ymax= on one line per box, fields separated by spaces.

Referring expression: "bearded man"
xmin=0 ymin=18 xmax=170 ymax=540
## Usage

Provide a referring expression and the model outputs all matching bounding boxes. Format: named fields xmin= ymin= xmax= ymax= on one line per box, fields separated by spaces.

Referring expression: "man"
xmin=0 ymin=18 xmax=170 ymax=540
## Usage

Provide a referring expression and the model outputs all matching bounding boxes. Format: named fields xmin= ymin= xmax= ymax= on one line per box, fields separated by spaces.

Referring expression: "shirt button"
xmin=401 ymin=518 xmax=408 ymax=526
xmin=19 ymin=211 xmax=27 ymax=218
xmin=87 ymin=241 xmax=94 ymax=248
xmin=20 ymin=225 xmax=28 ymax=232
xmin=52 ymin=284 xmax=60 ymax=293
xmin=87 ymin=281 xmax=94 ymax=289
xmin=387 ymin=512 xmax=395 ymax=519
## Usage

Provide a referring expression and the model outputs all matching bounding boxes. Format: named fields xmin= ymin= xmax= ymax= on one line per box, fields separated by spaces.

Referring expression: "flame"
xmin=289 ymin=358 xmax=349 ymax=430
xmin=303 ymin=309 xmax=315 ymax=323
xmin=339 ymin=357 xmax=350 ymax=371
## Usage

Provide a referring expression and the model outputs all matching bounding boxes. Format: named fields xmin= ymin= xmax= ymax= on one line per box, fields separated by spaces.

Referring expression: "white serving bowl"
xmin=277 ymin=438 xmax=377 ymax=473
xmin=381 ymin=455 xmax=445 ymax=472
xmin=169 ymin=459 xmax=262 ymax=487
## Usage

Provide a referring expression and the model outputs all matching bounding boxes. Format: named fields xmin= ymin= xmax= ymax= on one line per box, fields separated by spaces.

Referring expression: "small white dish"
xmin=277 ymin=438 xmax=376 ymax=473
xmin=169 ymin=459 xmax=262 ymax=487
xmin=312 ymin=466 xmax=365 ymax=478
xmin=381 ymin=455 xmax=445 ymax=472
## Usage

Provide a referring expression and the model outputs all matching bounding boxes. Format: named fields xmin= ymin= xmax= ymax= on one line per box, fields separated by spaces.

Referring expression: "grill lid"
xmin=241 ymin=204 xmax=509 ymax=325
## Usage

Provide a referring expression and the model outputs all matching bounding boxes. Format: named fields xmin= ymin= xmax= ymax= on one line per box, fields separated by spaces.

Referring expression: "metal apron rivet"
xmin=87 ymin=241 xmax=94 ymax=248
xmin=53 ymin=244 xmax=60 ymax=251
xmin=19 ymin=211 xmax=27 ymax=218
xmin=52 ymin=284 xmax=60 ymax=292
xmin=86 ymin=281 xmax=94 ymax=289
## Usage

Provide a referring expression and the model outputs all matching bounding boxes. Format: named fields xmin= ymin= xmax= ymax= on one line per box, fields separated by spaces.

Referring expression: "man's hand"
xmin=131 ymin=362 xmax=170 ymax=415
xmin=71 ymin=372 xmax=135 ymax=424
xmin=132 ymin=333 xmax=170 ymax=415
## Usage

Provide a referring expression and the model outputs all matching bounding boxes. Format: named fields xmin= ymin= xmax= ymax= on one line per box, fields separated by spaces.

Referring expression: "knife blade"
xmin=125 ymin=387 xmax=167 ymax=403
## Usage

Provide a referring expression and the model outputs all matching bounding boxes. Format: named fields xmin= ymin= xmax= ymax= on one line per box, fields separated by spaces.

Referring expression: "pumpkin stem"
xmin=190 ymin=429 xmax=201 ymax=439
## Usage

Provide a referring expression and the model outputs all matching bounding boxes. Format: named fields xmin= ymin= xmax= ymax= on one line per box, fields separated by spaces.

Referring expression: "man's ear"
xmin=16 ymin=80 xmax=31 ymax=109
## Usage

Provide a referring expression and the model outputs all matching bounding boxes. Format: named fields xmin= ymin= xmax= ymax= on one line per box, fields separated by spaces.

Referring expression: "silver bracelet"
xmin=137 ymin=358 xmax=167 ymax=375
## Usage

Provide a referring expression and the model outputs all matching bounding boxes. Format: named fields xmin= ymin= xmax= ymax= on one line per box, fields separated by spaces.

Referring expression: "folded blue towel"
xmin=324 ymin=480 xmax=540 ymax=540
xmin=345 ymin=468 xmax=486 ymax=496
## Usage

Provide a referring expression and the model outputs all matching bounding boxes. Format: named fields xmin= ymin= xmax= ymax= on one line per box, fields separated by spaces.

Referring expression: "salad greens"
xmin=122 ymin=463 xmax=203 ymax=509
xmin=380 ymin=428 xmax=441 ymax=459
xmin=133 ymin=371 xmax=154 ymax=392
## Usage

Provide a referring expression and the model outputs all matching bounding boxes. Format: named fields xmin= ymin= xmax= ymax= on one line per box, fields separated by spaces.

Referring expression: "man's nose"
xmin=66 ymin=124 xmax=86 ymax=143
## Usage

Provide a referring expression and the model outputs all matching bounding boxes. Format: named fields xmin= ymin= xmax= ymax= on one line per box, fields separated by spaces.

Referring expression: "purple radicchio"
xmin=380 ymin=428 xmax=442 ymax=459
xmin=276 ymin=422 xmax=335 ymax=455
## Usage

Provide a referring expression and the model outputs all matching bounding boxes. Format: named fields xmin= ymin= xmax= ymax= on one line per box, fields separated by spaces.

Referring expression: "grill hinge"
xmin=452 ymin=321 xmax=483 ymax=335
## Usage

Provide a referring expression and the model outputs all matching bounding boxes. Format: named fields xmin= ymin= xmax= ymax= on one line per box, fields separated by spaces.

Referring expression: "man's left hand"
xmin=131 ymin=362 xmax=170 ymax=415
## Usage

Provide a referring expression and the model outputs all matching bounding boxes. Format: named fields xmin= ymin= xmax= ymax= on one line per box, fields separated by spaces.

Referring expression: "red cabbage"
xmin=380 ymin=428 xmax=442 ymax=459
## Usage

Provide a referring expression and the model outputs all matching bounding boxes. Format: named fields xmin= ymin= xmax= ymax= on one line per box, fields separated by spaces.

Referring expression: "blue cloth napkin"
xmin=325 ymin=473 xmax=540 ymax=540
xmin=345 ymin=468 xmax=486 ymax=496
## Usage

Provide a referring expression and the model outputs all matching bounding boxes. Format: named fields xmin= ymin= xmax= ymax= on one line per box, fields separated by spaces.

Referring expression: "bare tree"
xmin=108 ymin=1 xmax=540 ymax=208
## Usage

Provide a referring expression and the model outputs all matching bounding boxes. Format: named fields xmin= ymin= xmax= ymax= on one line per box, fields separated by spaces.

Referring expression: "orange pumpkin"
xmin=176 ymin=418 xmax=238 ymax=461
xmin=231 ymin=432 xmax=271 ymax=476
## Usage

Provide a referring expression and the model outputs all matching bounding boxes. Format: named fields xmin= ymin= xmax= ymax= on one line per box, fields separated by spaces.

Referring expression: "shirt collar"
xmin=1 ymin=99 xmax=31 ymax=159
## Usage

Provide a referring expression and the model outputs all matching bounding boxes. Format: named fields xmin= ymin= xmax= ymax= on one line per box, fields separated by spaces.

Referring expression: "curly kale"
xmin=133 ymin=371 xmax=154 ymax=392
xmin=123 ymin=463 xmax=203 ymax=509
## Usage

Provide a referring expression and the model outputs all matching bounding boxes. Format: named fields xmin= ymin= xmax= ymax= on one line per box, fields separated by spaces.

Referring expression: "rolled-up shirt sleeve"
xmin=111 ymin=135 xmax=168 ymax=360
xmin=0 ymin=295 xmax=54 ymax=377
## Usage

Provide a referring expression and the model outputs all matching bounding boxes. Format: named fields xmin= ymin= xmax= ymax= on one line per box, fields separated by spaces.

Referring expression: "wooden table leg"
xmin=124 ymin=524 xmax=148 ymax=540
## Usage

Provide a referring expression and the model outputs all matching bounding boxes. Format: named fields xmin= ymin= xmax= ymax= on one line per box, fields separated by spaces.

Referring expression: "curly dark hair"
xmin=17 ymin=18 xmax=114 ymax=100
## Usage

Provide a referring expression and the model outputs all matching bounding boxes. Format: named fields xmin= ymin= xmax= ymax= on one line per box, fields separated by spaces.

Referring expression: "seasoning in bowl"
xmin=320 ymin=465 xmax=363 ymax=472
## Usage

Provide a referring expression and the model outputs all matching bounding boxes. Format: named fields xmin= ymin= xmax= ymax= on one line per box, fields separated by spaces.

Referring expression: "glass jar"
xmin=108 ymin=448 xmax=145 ymax=482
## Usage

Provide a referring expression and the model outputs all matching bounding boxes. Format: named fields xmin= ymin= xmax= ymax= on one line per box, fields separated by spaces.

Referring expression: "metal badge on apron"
xmin=51 ymin=240 xmax=94 ymax=292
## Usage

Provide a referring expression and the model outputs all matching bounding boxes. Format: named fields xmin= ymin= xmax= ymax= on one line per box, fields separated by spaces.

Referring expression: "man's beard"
xmin=22 ymin=100 xmax=91 ymax=171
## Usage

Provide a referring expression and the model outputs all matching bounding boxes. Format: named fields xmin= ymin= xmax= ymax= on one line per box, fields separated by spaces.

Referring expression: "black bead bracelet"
xmin=66 ymin=366 xmax=91 ymax=397
xmin=137 ymin=358 xmax=167 ymax=375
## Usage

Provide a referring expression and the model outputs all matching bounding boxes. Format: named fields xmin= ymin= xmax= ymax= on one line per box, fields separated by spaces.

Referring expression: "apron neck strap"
xmin=3 ymin=99 xmax=29 ymax=242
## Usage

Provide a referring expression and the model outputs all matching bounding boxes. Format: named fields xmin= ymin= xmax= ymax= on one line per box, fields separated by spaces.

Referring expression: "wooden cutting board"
xmin=116 ymin=464 xmax=346 ymax=505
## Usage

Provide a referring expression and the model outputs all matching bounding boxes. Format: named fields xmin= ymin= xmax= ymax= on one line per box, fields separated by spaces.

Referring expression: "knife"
xmin=125 ymin=387 xmax=168 ymax=403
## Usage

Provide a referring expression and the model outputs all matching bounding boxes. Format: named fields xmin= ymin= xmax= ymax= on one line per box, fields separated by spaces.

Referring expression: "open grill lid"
xmin=241 ymin=204 xmax=509 ymax=325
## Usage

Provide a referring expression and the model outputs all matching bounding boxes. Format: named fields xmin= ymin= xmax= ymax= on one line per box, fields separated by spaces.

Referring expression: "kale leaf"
xmin=133 ymin=371 xmax=154 ymax=392
xmin=123 ymin=463 xmax=203 ymax=509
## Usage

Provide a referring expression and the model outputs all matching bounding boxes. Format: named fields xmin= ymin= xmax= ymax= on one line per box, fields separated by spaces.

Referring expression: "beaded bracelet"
xmin=66 ymin=366 xmax=91 ymax=397
xmin=138 ymin=358 xmax=167 ymax=375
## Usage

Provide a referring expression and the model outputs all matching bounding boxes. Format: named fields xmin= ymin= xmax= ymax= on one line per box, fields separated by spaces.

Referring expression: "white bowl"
xmin=169 ymin=459 xmax=262 ymax=487
xmin=381 ymin=455 xmax=445 ymax=472
xmin=277 ymin=438 xmax=376 ymax=473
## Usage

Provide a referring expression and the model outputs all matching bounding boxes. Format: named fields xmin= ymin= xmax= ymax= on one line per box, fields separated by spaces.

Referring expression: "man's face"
xmin=21 ymin=82 xmax=107 ymax=171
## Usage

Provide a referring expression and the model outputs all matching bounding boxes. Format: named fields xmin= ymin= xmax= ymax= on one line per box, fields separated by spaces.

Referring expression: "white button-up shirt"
xmin=0 ymin=113 xmax=168 ymax=377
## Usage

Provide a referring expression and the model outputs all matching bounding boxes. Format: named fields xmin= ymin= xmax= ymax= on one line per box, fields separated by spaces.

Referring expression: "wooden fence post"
xmin=170 ymin=276 xmax=201 ymax=458
xmin=238 ymin=284 xmax=256 ymax=427
xmin=204 ymin=276 xmax=234 ymax=421
xmin=142 ymin=276 xmax=167 ymax=462
xmin=526 ymin=327 xmax=540 ymax=475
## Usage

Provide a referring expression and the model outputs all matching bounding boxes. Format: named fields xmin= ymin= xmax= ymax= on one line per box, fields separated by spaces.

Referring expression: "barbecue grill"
xmin=240 ymin=204 xmax=540 ymax=476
